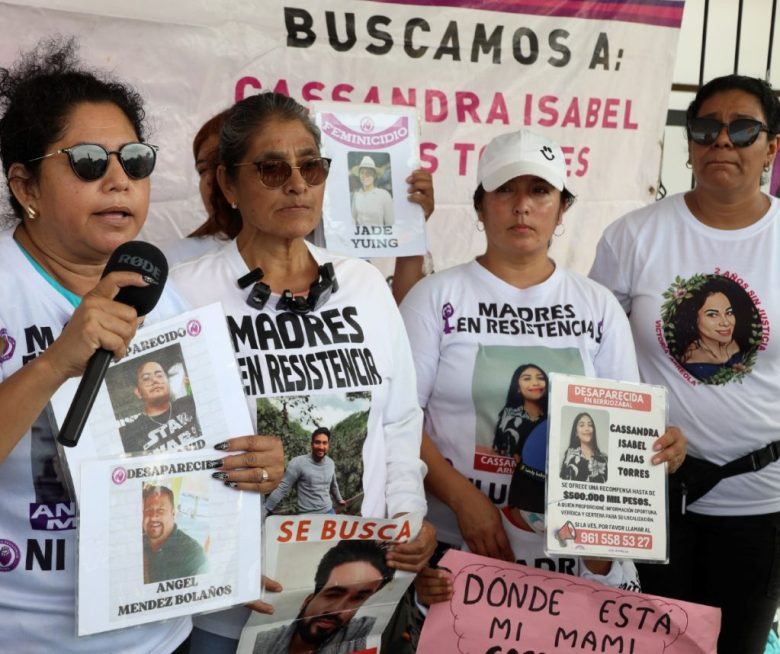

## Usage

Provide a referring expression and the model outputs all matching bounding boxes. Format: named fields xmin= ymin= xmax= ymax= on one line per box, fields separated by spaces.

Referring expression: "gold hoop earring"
xmin=476 ymin=220 xmax=485 ymax=233
xmin=26 ymin=205 xmax=38 ymax=221
xmin=553 ymin=224 xmax=565 ymax=237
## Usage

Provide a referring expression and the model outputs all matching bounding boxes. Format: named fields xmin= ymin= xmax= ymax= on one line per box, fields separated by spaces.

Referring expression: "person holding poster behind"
xmin=400 ymin=128 xmax=686 ymax=566
xmin=170 ymin=91 xmax=434 ymax=651
xmin=590 ymin=74 xmax=780 ymax=653
xmin=163 ymin=108 xmax=232 ymax=266
xmin=559 ymin=412 xmax=608 ymax=483
xmin=0 ymin=38 xmax=192 ymax=653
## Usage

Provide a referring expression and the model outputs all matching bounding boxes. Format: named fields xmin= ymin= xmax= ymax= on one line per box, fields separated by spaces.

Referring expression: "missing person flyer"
xmin=236 ymin=513 xmax=422 ymax=654
xmin=76 ymin=450 xmax=261 ymax=636
xmin=544 ymin=373 xmax=668 ymax=562
xmin=312 ymin=102 xmax=427 ymax=258
xmin=50 ymin=302 xmax=253 ymax=501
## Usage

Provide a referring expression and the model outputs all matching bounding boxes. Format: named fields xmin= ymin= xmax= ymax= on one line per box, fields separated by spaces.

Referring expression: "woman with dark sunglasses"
xmin=169 ymin=92 xmax=435 ymax=653
xmin=0 ymin=38 xmax=194 ymax=654
xmin=591 ymin=74 xmax=780 ymax=654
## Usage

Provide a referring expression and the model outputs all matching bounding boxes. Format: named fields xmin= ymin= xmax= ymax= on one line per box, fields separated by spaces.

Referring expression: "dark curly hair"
xmin=670 ymin=276 xmax=757 ymax=361
xmin=686 ymin=75 xmax=780 ymax=137
xmin=0 ymin=36 xmax=147 ymax=220
xmin=212 ymin=92 xmax=321 ymax=239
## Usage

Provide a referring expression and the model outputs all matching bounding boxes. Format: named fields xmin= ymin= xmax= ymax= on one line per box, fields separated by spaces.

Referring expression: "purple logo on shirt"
xmin=29 ymin=502 xmax=76 ymax=531
xmin=0 ymin=328 xmax=15 ymax=362
xmin=0 ymin=539 xmax=21 ymax=571
xmin=186 ymin=320 xmax=202 ymax=337
xmin=442 ymin=303 xmax=455 ymax=334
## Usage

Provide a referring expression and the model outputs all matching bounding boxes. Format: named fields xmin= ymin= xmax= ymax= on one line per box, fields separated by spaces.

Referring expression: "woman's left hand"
xmin=651 ymin=426 xmax=687 ymax=473
xmin=407 ymin=169 xmax=434 ymax=220
xmin=210 ymin=434 xmax=284 ymax=493
xmin=385 ymin=519 xmax=437 ymax=572
xmin=245 ymin=575 xmax=283 ymax=614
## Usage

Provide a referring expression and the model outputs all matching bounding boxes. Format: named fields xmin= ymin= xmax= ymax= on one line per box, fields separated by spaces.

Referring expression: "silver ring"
xmin=261 ymin=468 xmax=269 ymax=482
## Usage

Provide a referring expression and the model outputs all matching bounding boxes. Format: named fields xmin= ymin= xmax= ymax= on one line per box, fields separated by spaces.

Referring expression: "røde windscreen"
xmin=57 ymin=241 xmax=168 ymax=447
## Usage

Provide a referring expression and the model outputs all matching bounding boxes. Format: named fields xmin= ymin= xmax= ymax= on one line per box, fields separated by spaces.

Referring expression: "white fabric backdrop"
xmin=0 ymin=0 xmax=684 ymax=273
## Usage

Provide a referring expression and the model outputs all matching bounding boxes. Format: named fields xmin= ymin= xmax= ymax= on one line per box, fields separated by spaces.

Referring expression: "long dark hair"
xmin=211 ymin=92 xmax=321 ymax=239
xmin=0 ymin=37 xmax=147 ymax=220
xmin=567 ymin=412 xmax=601 ymax=453
xmin=503 ymin=364 xmax=549 ymax=413
xmin=670 ymin=276 xmax=756 ymax=361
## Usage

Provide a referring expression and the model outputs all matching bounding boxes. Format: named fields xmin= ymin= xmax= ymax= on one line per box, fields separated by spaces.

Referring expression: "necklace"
xmin=695 ymin=339 xmax=733 ymax=363
xmin=146 ymin=405 xmax=173 ymax=427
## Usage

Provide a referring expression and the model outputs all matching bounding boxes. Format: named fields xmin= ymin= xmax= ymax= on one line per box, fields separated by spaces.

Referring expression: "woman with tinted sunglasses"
xmin=0 ymin=38 xmax=194 ymax=653
xmin=591 ymin=74 xmax=780 ymax=653
xmin=169 ymin=92 xmax=435 ymax=653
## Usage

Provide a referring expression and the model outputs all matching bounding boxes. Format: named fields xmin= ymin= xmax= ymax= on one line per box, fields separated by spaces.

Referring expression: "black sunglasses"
xmin=29 ymin=142 xmax=158 ymax=181
xmin=687 ymin=117 xmax=770 ymax=148
xmin=233 ymin=157 xmax=331 ymax=188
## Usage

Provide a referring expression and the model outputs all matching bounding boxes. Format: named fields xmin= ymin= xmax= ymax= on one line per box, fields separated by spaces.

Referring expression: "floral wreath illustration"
xmin=660 ymin=273 xmax=763 ymax=385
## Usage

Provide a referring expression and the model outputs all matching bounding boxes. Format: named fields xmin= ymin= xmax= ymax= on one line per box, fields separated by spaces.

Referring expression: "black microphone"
xmin=57 ymin=241 xmax=168 ymax=447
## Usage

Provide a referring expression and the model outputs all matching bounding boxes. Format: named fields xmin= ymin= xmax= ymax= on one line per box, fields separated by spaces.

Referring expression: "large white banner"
xmin=0 ymin=0 xmax=684 ymax=273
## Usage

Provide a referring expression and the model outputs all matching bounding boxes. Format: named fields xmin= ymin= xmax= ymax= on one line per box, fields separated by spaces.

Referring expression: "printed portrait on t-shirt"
xmin=558 ymin=406 xmax=610 ymax=485
xmin=258 ymin=392 xmax=371 ymax=516
xmin=660 ymin=273 xmax=764 ymax=385
xmin=348 ymin=151 xmax=394 ymax=227
xmin=105 ymin=343 xmax=205 ymax=454
xmin=472 ymin=345 xmax=585 ymax=504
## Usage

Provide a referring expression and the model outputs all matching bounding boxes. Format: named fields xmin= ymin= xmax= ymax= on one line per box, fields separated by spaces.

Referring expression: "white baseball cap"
xmin=477 ymin=129 xmax=569 ymax=193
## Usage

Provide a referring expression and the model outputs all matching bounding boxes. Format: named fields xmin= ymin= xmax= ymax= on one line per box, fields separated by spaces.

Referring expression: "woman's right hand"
xmin=452 ymin=484 xmax=514 ymax=561
xmin=43 ymin=271 xmax=147 ymax=380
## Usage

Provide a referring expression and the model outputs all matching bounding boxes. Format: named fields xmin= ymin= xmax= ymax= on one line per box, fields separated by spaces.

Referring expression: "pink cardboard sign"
xmin=418 ymin=549 xmax=720 ymax=654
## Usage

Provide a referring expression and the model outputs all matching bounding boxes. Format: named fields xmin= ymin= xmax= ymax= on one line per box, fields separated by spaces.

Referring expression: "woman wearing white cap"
xmin=352 ymin=154 xmax=394 ymax=226
xmin=400 ymin=129 xmax=686 ymax=563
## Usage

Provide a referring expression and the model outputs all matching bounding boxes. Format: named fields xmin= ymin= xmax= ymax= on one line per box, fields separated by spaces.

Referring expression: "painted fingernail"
xmin=211 ymin=472 xmax=228 ymax=480
xmin=206 ymin=459 xmax=223 ymax=469
xmin=214 ymin=441 xmax=230 ymax=451
xmin=142 ymin=275 xmax=159 ymax=285
xmin=225 ymin=481 xmax=238 ymax=489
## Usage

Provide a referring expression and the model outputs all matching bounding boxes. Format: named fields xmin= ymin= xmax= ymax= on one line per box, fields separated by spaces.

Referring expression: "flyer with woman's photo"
xmin=544 ymin=373 xmax=668 ymax=562
xmin=50 ymin=303 xmax=254 ymax=501
xmin=76 ymin=450 xmax=261 ymax=635
xmin=311 ymin=102 xmax=427 ymax=258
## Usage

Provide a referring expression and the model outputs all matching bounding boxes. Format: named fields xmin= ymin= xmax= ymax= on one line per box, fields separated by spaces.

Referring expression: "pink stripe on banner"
xmin=366 ymin=0 xmax=685 ymax=28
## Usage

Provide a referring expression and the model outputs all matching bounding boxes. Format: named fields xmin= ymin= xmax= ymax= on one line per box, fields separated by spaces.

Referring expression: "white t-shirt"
xmin=171 ymin=239 xmax=426 ymax=639
xmin=400 ymin=260 xmax=639 ymax=544
xmin=171 ymin=239 xmax=426 ymax=519
xmin=351 ymin=187 xmax=394 ymax=226
xmin=590 ymin=193 xmax=780 ymax=516
xmin=0 ymin=228 xmax=191 ymax=653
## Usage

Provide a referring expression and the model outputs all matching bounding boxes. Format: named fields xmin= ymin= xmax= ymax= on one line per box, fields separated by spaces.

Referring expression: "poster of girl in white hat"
xmin=312 ymin=102 xmax=427 ymax=258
